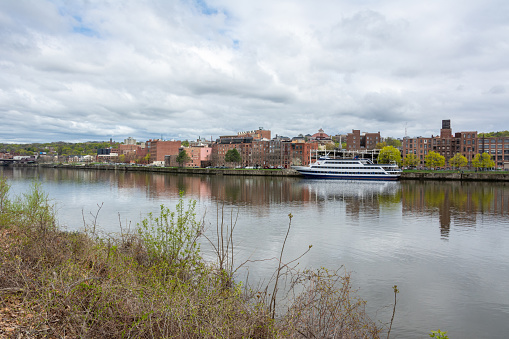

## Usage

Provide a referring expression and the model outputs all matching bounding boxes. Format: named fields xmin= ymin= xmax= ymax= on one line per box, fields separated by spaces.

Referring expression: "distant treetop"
xmin=480 ymin=131 xmax=509 ymax=137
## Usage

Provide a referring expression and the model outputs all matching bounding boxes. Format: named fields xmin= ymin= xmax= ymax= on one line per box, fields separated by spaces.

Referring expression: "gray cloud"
xmin=1 ymin=0 xmax=508 ymax=143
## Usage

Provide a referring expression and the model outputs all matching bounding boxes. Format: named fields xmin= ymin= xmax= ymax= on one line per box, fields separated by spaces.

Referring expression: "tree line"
xmin=0 ymin=141 xmax=114 ymax=157
xmin=377 ymin=146 xmax=496 ymax=170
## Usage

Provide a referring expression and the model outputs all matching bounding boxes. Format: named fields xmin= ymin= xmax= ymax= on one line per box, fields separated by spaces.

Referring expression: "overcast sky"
xmin=1 ymin=0 xmax=508 ymax=143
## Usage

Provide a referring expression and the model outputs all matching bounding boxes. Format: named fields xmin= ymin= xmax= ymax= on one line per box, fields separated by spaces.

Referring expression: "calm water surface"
xmin=2 ymin=167 xmax=509 ymax=338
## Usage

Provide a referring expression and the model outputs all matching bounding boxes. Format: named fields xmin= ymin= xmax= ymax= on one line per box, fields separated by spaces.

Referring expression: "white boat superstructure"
xmin=292 ymin=157 xmax=402 ymax=181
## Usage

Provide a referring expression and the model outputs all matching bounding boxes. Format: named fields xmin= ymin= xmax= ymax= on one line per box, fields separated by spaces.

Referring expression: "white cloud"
xmin=1 ymin=0 xmax=508 ymax=143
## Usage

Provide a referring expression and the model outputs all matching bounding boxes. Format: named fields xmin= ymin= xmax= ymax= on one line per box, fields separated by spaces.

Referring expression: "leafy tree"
xmin=386 ymin=137 xmax=401 ymax=148
xmin=472 ymin=152 xmax=495 ymax=170
xmin=181 ymin=140 xmax=190 ymax=147
xmin=143 ymin=153 xmax=151 ymax=164
xmin=341 ymin=142 xmax=347 ymax=149
xmin=325 ymin=143 xmax=336 ymax=150
xmin=403 ymin=153 xmax=419 ymax=168
xmin=376 ymin=137 xmax=401 ymax=149
xmin=176 ymin=150 xmax=191 ymax=167
xmin=377 ymin=146 xmax=402 ymax=165
xmin=424 ymin=151 xmax=445 ymax=169
xmin=225 ymin=148 xmax=241 ymax=164
xmin=448 ymin=153 xmax=468 ymax=170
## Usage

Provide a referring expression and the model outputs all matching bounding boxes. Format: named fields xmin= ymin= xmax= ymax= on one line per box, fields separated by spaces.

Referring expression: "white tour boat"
xmin=292 ymin=157 xmax=402 ymax=181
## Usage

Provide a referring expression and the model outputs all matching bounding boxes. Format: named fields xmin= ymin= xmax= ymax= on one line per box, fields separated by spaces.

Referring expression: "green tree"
xmin=176 ymin=150 xmax=191 ymax=167
xmin=143 ymin=153 xmax=151 ymax=164
xmin=325 ymin=143 xmax=336 ymax=150
xmin=424 ymin=151 xmax=445 ymax=169
xmin=472 ymin=152 xmax=495 ymax=170
xmin=225 ymin=148 xmax=241 ymax=165
xmin=377 ymin=146 xmax=402 ymax=165
xmin=181 ymin=140 xmax=190 ymax=147
xmin=403 ymin=153 xmax=419 ymax=168
xmin=376 ymin=137 xmax=401 ymax=149
xmin=449 ymin=153 xmax=468 ymax=170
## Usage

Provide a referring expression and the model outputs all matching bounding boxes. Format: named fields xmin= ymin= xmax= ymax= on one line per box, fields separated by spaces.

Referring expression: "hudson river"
xmin=2 ymin=167 xmax=509 ymax=338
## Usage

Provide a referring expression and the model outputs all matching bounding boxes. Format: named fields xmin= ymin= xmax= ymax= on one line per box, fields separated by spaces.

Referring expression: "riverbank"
xmin=33 ymin=163 xmax=509 ymax=181
xmin=0 ymin=177 xmax=386 ymax=338
xmin=400 ymin=170 xmax=509 ymax=182
xmin=38 ymin=163 xmax=300 ymax=177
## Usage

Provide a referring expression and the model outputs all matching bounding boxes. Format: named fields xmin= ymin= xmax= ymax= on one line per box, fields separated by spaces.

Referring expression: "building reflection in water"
xmin=4 ymin=168 xmax=509 ymax=240
xmin=400 ymin=181 xmax=509 ymax=239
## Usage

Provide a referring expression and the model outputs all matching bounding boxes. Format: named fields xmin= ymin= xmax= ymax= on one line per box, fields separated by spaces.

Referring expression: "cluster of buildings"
xmin=2 ymin=120 xmax=508 ymax=169
xmin=401 ymin=120 xmax=509 ymax=169
xmin=96 ymin=128 xmax=334 ymax=169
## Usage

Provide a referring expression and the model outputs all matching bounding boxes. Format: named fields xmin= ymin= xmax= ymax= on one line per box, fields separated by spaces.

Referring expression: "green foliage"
xmin=181 ymin=140 xmax=190 ymax=147
xmin=137 ymin=192 xmax=203 ymax=269
xmin=480 ymin=131 xmax=509 ymax=137
xmin=0 ymin=176 xmax=12 ymax=227
xmin=225 ymin=148 xmax=242 ymax=163
xmin=377 ymin=146 xmax=402 ymax=165
xmin=176 ymin=149 xmax=191 ymax=167
xmin=429 ymin=329 xmax=449 ymax=338
xmin=472 ymin=152 xmax=495 ymax=170
xmin=403 ymin=153 xmax=420 ymax=168
xmin=425 ymin=151 xmax=445 ymax=169
xmin=449 ymin=153 xmax=468 ymax=169
xmin=12 ymin=181 xmax=56 ymax=231
xmin=325 ymin=143 xmax=336 ymax=150
xmin=0 ymin=141 xmax=112 ymax=157
xmin=376 ymin=137 xmax=401 ymax=149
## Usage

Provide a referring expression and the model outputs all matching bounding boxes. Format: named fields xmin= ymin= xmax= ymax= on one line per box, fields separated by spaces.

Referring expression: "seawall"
xmin=400 ymin=171 xmax=509 ymax=182
xmin=22 ymin=164 xmax=509 ymax=181
xmin=39 ymin=164 xmax=302 ymax=177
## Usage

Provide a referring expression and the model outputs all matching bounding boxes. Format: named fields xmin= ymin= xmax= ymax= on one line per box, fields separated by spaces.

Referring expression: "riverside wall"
xmin=20 ymin=164 xmax=509 ymax=181
xmin=400 ymin=171 xmax=509 ymax=182
xmin=38 ymin=164 xmax=301 ymax=177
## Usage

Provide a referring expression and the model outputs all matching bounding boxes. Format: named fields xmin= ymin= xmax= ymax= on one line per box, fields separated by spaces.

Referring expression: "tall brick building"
xmin=402 ymin=120 xmax=478 ymax=167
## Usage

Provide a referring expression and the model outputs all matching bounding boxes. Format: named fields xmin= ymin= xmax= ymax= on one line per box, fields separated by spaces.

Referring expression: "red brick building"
xmin=478 ymin=135 xmax=509 ymax=168
xmin=402 ymin=120 xmax=478 ymax=167
xmin=147 ymin=140 xmax=181 ymax=163
xmin=346 ymin=130 xmax=380 ymax=151
xmin=211 ymin=134 xmax=317 ymax=168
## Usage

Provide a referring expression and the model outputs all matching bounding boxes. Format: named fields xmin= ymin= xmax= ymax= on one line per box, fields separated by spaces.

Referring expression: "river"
xmin=2 ymin=167 xmax=509 ymax=338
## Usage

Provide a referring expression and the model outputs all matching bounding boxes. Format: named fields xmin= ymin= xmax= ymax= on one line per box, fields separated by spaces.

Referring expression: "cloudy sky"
xmin=1 ymin=0 xmax=508 ymax=143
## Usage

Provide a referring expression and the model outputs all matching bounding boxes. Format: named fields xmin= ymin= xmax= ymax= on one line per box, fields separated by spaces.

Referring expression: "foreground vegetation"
xmin=0 ymin=176 xmax=390 ymax=338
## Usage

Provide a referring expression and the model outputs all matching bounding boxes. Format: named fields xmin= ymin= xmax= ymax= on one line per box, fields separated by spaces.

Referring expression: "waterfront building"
xmin=478 ymin=135 xmax=509 ymax=169
xmin=401 ymin=120 xmax=478 ymax=167
xmin=146 ymin=139 xmax=181 ymax=163
xmin=346 ymin=130 xmax=381 ymax=151
xmin=210 ymin=128 xmax=317 ymax=168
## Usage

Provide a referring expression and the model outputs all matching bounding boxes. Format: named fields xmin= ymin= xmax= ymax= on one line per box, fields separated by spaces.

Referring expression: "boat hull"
xmin=297 ymin=173 xmax=400 ymax=181
xmin=292 ymin=166 xmax=400 ymax=181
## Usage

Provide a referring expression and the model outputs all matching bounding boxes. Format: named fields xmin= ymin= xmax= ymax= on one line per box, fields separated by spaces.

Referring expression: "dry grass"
xmin=0 ymin=176 xmax=388 ymax=338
